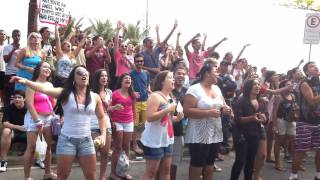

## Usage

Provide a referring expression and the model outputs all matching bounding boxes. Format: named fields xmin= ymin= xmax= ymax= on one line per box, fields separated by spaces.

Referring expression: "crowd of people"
xmin=0 ymin=14 xmax=320 ymax=180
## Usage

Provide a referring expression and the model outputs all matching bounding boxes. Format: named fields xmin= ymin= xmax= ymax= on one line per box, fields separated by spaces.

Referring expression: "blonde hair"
xmin=26 ymin=32 xmax=43 ymax=57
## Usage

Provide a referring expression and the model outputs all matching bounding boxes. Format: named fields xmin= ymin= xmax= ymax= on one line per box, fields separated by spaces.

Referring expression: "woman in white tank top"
xmin=11 ymin=65 xmax=107 ymax=180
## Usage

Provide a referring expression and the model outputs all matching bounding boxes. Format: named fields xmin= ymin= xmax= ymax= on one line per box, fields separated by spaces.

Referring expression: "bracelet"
xmin=34 ymin=119 xmax=41 ymax=123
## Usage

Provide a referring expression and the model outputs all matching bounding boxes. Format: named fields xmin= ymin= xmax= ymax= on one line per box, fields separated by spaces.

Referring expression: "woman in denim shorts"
xmin=141 ymin=71 xmax=183 ymax=180
xmin=90 ymin=69 xmax=112 ymax=180
xmin=12 ymin=65 xmax=107 ymax=180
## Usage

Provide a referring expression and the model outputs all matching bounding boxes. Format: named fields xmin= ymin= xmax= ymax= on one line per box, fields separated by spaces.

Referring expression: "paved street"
xmin=0 ymin=151 xmax=317 ymax=180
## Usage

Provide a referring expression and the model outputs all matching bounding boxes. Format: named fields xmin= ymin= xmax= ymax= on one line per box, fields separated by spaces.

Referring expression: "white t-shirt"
xmin=3 ymin=44 xmax=20 ymax=75
xmin=184 ymin=83 xmax=224 ymax=144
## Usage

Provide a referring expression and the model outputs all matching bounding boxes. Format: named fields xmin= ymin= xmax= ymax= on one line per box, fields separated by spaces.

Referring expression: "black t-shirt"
xmin=2 ymin=104 xmax=27 ymax=126
xmin=172 ymin=87 xmax=187 ymax=137
xmin=233 ymin=96 xmax=266 ymax=137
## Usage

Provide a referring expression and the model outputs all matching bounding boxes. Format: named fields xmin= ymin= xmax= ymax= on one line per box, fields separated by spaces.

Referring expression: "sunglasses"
xmin=121 ymin=45 xmax=127 ymax=48
xmin=76 ymin=69 xmax=89 ymax=76
xmin=135 ymin=60 xmax=144 ymax=63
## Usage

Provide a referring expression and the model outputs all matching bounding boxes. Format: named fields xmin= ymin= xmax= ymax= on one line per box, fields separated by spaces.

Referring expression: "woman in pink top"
xmin=110 ymin=73 xmax=135 ymax=180
xmin=24 ymin=61 xmax=56 ymax=180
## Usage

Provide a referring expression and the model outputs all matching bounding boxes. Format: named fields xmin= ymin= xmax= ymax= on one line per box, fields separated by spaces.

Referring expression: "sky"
xmin=1 ymin=0 xmax=319 ymax=73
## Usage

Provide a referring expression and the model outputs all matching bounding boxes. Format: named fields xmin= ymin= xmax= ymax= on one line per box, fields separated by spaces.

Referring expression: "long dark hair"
xmin=31 ymin=61 xmax=53 ymax=82
xmin=116 ymin=73 xmax=134 ymax=97
xmin=91 ymin=69 xmax=108 ymax=94
xmin=56 ymin=65 xmax=91 ymax=110
xmin=242 ymin=78 xmax=259 ymax=99
xmin=193 ymin=60 xmax=217 ymax=85
xmin=152 ymin=70 xmax=170 ymax=91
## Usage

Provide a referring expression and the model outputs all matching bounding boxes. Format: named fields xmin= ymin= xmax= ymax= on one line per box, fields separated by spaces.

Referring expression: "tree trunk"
xmin=27 ymin=0 xmax=37 ymax=35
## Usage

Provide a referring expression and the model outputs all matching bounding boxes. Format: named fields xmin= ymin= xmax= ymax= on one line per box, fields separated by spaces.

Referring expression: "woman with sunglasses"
xmin=53 ymin=23 xmax=89 ymax=87
xmin=11 ymin=65 xmax=107 ymax=180
xmin=23 ymin=61 xmax=56 ymax=180
xmin=15 ymin=32 xmax=45 ymax=92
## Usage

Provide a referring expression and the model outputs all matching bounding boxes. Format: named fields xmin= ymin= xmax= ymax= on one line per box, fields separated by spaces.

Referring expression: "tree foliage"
xmin=90 ymin=19 xmax=115 ymax=41
xmin=124 ymin=20 xmax=150 ymax=46
xmin=283 ymin=0 xmax=320 ymax=11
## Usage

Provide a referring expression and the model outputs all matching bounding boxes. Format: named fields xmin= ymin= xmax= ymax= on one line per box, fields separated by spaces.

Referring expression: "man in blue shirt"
xmin=130 ymin=54 xmax=150 ymax=155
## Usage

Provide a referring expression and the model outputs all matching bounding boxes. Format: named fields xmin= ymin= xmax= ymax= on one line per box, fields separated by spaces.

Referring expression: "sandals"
xmin=43 ymin=172 xmax=57 ymax=180
xmin=274 ymin=165 xmax=286 ymax=172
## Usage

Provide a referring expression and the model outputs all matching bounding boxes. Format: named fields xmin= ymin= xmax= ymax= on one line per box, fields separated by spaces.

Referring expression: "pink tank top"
xmin=34 ymin=92 xmax=54 ymax=114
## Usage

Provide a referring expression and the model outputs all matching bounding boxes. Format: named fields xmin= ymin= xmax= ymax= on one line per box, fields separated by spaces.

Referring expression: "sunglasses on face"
xmin=135 ymin=60 xmax=144 ymax=63
xmin=121 ymin=45 xmax=127 ymax=48
xmin=76 ymin=69 xmax=89 ymax=76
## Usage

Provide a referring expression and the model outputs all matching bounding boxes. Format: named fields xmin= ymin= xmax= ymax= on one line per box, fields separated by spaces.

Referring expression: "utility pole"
xmin=146 ymin=0 xmax=149 ymax=36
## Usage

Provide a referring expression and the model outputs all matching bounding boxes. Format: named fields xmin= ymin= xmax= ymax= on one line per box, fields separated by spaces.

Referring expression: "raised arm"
xmin=113 ymin=21 xmax=123 ymax=56
xmin=175 ymin=32 xmax=181 ymax=51
xmin=184 ymin=33 xmax=201 ymax=57
xmin=207 ymin=37 xmax=227 ymax=54
xmin=234 ymin=43 xmax=250 ymax=62
xmin=10 ymin=76 xmax=63 ymax=98
xmin=201 ymin=33 xmax=207 ymax=51
xmin=160 ymin=20 xmax=178 ymax=45
xmin=73 ymin=30 xmax=89 ymax=58
xmin=155 ymin=24 xmax=160 ymax=46
xmin=55 ymin=23 xmax=64 ymax=60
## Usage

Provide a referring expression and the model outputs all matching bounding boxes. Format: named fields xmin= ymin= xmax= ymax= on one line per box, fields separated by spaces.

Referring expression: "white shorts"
xmin=24 ymin=112 xmax=52 ymax=132
xmin=172 ymin=136 xmax=184 ymax=165
xmin=114 ymin=122 xmax=134 ymax=132
xmin=276 ymin=118 xmax=296 ymax=136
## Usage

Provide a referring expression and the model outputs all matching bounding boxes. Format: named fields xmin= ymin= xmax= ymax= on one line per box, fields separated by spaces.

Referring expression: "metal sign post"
xmin=303 ymin=13 xmax=320 ymax=61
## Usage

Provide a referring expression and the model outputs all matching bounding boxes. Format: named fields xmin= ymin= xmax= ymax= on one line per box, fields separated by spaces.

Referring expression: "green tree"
xmin=124 ymin=20 xmax=149 ymax=45
xmin=283 ymin=0 xmax=320 ymax=11
xmin=90 ymin=19 xmax=115 ymax=41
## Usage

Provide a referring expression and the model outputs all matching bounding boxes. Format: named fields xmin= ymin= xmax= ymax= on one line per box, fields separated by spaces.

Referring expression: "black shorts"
xmin=0 ymin=71 xmax=5 ymax=90
xmin=188 ymin=143 xmax=220 ymax=167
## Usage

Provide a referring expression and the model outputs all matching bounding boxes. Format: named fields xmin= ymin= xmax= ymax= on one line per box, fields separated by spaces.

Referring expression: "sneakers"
xmin=288 ymin=175 xmax=298 ymax=180
xmin=213 ymin=164 xmax=222 ymax=172
xmin=0 ymin=160 xmax=8 ymax=172
xmin=35 ymin=160 xmax=45 ymax=169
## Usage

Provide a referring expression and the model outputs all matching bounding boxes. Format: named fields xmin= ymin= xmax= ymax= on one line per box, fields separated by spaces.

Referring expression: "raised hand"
xmin=174 ymin=20 xmax=178 ymax=28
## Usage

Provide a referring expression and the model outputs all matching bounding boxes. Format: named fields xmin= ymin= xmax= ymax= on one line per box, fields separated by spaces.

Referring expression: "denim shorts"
xmin=56 ymin=133 xmax=96 ymax=156
xmin=143 ymin=144 xmax=173 ymax=160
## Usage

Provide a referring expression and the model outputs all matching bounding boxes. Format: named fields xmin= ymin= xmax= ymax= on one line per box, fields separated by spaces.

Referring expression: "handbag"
xmin=46 ymin=96 xmax=62 ymax=136
xmin=35 ymin=134 xmax=47 ymax=162
xmin=50 ymin=114 xmax=62 ymax=136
